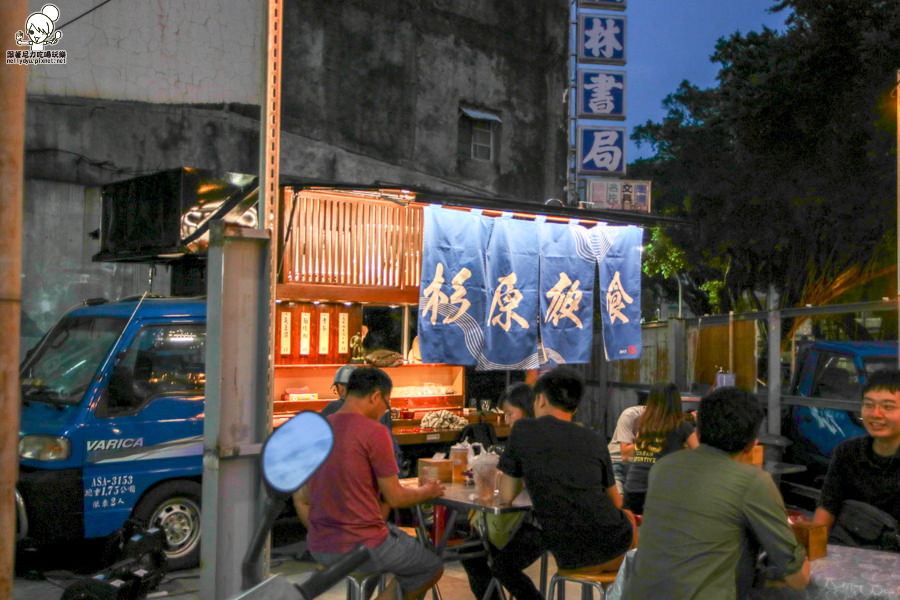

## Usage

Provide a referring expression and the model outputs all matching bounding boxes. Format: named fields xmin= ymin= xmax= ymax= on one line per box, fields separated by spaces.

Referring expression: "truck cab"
xmin=17 ymin=296 xmax=206 ymax=570
xmin=783 ymin=340 xmax=897 ymax=487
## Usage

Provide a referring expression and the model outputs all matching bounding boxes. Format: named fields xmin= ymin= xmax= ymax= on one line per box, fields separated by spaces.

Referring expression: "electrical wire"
xmin=57 ymin=0 xmax=119 ymax=30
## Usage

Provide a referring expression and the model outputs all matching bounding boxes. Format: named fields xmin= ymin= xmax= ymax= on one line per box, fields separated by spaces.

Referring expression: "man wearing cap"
xmin=322 ymin=364 xmax=404 ymax=471
xmin=296 ymin=367 xmax=444 ymax=600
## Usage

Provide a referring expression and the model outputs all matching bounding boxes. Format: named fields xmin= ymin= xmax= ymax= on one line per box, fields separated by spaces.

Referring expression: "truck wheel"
xmin=132 ymin=481 xmax=201 ymax=571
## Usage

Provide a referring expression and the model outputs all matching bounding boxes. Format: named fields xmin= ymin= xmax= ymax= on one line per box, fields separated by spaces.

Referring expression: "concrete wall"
xmin=280 ymin=0 xmax=569 ymax=199
xmin=20 ymin=0 xmax=570 ymax=344
xmin=25 ymin=0 xmax=261 ymax=103
xmin=21 ymin=180 xmax=170 ymax=355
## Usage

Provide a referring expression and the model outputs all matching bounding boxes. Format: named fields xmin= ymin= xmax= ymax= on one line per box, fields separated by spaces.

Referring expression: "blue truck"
xmin=782 ymin=340 xmax=897 ymax=491
xmin=17 ymin=295 xmax=207 ymax=569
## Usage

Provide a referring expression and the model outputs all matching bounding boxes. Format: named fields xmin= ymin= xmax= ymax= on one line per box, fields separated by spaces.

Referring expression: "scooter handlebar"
xmin=295 ymin=544 xmax=370 ymax=600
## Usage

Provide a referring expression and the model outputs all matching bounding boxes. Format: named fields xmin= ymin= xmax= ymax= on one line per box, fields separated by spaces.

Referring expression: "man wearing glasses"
xmin=814 ymin=368 xmax=900 ymax=532
xmin=295 ymin=367 xmax=445 ymax=600
xmin=322 ymin=364 xmax=404 ymax=471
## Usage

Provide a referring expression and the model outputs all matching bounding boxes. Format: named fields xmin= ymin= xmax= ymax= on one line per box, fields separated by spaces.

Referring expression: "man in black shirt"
xmin=498 ymin=367 xmax=636 ymax=572
xmin=815 ymin=368 xmax=900 ymax=529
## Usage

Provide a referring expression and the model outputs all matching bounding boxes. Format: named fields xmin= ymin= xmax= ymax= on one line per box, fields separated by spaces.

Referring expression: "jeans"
xmin=612 ymin=461 xmax=630 ymax=495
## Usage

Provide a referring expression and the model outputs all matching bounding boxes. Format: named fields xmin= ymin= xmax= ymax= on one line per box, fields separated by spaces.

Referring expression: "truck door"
xmin=794 ymin=351 xmax=865 ymax=476
xmin=82 ymin=321 xmax=205 ymax=544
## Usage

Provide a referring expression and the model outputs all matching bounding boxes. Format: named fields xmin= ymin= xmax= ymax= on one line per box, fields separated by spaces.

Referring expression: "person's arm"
xmin=743 ymin=471 xmax=810 ymax=591
xmin=816 ymin=441 xmax=848 ymax=526
xmin=685 ymin=431 xmax=699 ymax=450
xmin=606 ymin=484 xmax=623 ymax=508
xmin=781 ymin=558 xmax=811 ymax=590
xmin=499 ymin=473 xmax=523 ymax=504
xmin=377 ymin=474 xmax=444 ymax=508
xmin=812 ymin=506 xmax=835 ymax=529
xmin=617 ymin=407 xmax=641 ymax=461
xmin=293 ymin=484 xmax=312 ymax=529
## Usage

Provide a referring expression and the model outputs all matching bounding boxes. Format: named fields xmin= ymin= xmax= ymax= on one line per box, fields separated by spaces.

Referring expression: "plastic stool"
xmin=547 ymin=568 xmax=617 ymax=600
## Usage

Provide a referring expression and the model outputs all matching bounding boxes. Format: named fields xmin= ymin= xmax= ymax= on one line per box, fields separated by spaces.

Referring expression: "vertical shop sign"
xmin=300 ymin=312 xmax=311 ymax=356
xmin=318 ymin=312 xmax=330 ymax=355
xmin=577 ymin=14 xmax=626 ymax=65
xmin=338 ymin=312 xmax=349 ymax=354
xmin=539 ymin=220 xmax=596 ymax=364
xmin=482 ymin=215 xmax=541 ymax=370
xmin=280 ymin=310 xmax=291 ymax=355
xmin=593 ymin=224 xmax=643 ymax=359
xmin=418 ymin=206 xmax=493 ymax=365
xmin=577 ymin=69 xmax=625 ymax=119
xmin=577 ymin=126 xmax=626 ymax=175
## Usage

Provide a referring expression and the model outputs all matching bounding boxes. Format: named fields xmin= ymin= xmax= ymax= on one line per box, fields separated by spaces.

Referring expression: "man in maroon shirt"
xmin=295 ymin=367 xmax=445 ymax=600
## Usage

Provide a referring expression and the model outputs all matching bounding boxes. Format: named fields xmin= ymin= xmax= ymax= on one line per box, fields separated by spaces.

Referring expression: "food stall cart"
xmin=271 ymin=187 xmax=510 ymax=447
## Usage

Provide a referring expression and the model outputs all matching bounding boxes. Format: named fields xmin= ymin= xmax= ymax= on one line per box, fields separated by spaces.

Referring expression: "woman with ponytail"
xmin=623 ymin=383 xmax=699 ymax=514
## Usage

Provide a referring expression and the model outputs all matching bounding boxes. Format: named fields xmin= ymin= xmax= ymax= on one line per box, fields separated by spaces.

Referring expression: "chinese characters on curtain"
xmin=418 ymin=206 xmax=642 ymax=369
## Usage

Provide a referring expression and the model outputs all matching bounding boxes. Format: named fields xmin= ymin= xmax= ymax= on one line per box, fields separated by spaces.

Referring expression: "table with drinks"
xmin=407 ymin=445 xmax=530 ymax=549
xmin=402 ymin=479 xmax=532 ymax=600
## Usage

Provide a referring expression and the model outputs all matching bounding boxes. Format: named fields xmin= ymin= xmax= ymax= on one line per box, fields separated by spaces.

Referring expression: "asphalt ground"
xmin=13 ymin=519 xmax=309 ymax=600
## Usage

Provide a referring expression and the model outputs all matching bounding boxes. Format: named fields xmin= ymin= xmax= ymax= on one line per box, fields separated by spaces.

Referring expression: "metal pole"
xmin=0 ymin=2 xmax=27 ymax=597
xmin=200 ymin=223 xmax=272 ymax=599
xmin=567 ymin=0 xmax=578 ymax=206
xmin=767 ymin=285 xmax=781 ymax=435
xmin=668 ymin=318 xmax=686 ymax=392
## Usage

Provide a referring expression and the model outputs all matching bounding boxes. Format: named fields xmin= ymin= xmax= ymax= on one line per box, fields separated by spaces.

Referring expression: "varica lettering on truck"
xmin=17 ymin=296 xmax=206 ymax=570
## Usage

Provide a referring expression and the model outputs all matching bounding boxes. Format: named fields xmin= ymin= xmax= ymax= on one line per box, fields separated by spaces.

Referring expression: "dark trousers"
xmin=461 ymin=522 xmax=545 ymax=600
xmin=622 ymin=490 xmax=646 ymax=515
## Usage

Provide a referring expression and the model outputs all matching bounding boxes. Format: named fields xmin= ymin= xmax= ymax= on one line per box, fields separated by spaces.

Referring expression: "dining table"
xmin=400 ymin=478 xmax=537 ymax=600
xmin=745 ymin=544 xmax=900 ymax=600
xmin=605 ymin=544 xmax=900 ymax=600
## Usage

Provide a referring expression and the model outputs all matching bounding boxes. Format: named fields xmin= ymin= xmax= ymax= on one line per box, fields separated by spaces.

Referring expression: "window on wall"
xmin=471 ymin=121 xmax=493 ymax=161
xmin=458 ymin=107 xmax=501 ymax=163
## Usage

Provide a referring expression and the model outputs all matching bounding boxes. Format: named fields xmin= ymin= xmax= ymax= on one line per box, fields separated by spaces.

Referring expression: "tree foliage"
xmin=633 ymin=0 xmax=900 ymax=314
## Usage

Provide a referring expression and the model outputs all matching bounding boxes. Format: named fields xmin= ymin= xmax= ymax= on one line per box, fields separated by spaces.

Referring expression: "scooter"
xmin=234 ymin=411 xmax=370 ymax=600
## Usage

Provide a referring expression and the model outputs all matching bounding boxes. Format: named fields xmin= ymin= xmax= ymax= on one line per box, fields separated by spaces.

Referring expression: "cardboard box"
xmin=791 ymin=521 xmax=828 ymax=560
xmin=417 ymin=458 xmax=452 ymax=484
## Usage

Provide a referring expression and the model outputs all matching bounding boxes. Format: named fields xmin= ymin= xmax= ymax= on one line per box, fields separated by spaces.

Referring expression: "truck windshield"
xmin=20 ymin=315 xmax=127 ymax=407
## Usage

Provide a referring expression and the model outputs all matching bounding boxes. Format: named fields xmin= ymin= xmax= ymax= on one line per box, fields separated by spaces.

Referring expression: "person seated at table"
xmin=813 ymin=368 xmax=900 ymax=536
xmin=622 ymin=386 xmax=809 ymax=600
xmin=608 ymin=396 xmax=645 ymax=494
xmin=321 ymin=364 xmax=405 ymax=473
xmin=622 ymin=383 xmax=698 ymax=515
xmin=294 ymin=367 xmax=445 ymax=600
xmin=498 ymin=367 xmax=638 ymax=576
xmin=461 ymin=382 xmax=545 ymax=600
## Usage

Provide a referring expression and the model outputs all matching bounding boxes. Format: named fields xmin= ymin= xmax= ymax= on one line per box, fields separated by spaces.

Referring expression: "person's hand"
xmin=421 ymin=479 xmax=445 ymax=499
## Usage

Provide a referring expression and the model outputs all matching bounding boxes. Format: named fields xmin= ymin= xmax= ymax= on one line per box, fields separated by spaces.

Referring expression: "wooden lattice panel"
xmin=281 ymin=188 xmax=423 ymax=289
